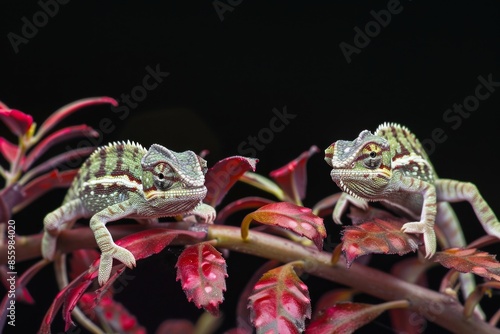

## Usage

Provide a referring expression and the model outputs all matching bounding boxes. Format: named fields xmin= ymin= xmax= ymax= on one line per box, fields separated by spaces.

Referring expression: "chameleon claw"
xmin=401 ymin=222 xmax=436 ymax=259
xmin=98 ymin=245 xmax=136 ymax=286
xmin=401 ymin=221 xmax=426 ymax=234
xmin=191 ymin=203 xmax=217 ymax=224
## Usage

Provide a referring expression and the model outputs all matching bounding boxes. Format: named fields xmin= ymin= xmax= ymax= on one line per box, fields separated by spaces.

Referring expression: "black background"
xmin=2 ymin=1 xmax=500 ymax=333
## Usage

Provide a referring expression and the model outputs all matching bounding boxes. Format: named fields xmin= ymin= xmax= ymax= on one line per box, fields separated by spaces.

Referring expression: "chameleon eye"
xmin=369 ymin=151 xmax=377 ymax=158
xmin=154 ymin=171 xmax=173 ymax=190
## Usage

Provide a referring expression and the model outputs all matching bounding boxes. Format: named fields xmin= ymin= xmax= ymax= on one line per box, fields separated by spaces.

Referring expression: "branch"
xmin=207 ymin=225 xmax=500 ymax=334
xmin=0 ymin=222 xmax=203 ymax=264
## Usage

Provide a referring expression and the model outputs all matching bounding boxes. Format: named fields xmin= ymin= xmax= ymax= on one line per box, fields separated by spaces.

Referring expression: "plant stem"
xmin=4 ymin=223 xmax=499 ymax=333
xmin=208 ymin=224 xmax=500 ymax=334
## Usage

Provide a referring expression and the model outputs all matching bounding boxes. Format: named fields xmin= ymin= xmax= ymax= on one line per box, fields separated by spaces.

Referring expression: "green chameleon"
xmin=324 ymin=122 xmax=500 ymax=303
xmin=42 ymin=141 xmax=216 ymax=285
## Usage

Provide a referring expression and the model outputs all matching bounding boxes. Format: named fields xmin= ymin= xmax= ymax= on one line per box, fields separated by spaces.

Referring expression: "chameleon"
xmin=41 ymin=141 xmax=216 ymax=285
xmin=324 ymin=122 xmax=500 ymax=257
xmin=324 ymin=122 xmax=500 ymax=302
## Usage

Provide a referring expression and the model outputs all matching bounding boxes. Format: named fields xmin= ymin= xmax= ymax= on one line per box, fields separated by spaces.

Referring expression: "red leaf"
xmin=312 ymin=289 xmax=355 ymax=319
xmin=306 ymin=301 xmax=406 ymax=334
xmin=204 ymin=156 xmax=258 ymax=207
xmin=39 ymin=229 xmax=205 ymax=333
xmin=14 ymin=169 xmax=78 ymax=212
xmin=215 ymin=196 xmax=276 ymax=225
xmin=0 ymin=137 xmax=20 ymax=164
xmin=241 ymin=202 xmax=326 ymax=250
xmin=35 ymin=96 xmax=117 ymax=141
xmin=0 ymin=184 xmax=24 ymax=222
xmin=0 ymin=109 xmax=33 ymax=136
xmin=69 ymin=249 xmax=100 ymax=280
xmin=23 ymin=125 xmax=98 ymax=171
xmin=341 ymin=217 xmax=421 ymax=267
xmin=117 ymin=228 xmax=201 ymax=261
xmin=0 ymin=260 xmax=48 ymax=330
xmin=79 ymin=293 xmax=147 ymax=334
xmin=248 ymin=262 xmax=311 ymax=334
xmin=237 ymin=261 xmax=281 ymax=332
xmin=176 ymin=242 xmax=227 ymax=316
xmin=19 ymin=146 xmax=95 ymax=184
xmin=269 ymin=145 xmax=319 ymax=203
xmin=62 ymin=281 xmax=95 ymax=331
xmin=434 ymin=248 xmax=500 ymax=281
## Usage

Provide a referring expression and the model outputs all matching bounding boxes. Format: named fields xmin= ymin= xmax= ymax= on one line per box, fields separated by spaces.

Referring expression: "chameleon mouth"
xmin=330 ymin=170 xmax=389 ymax=200
xmin=144 ymin=186 xmax=207 ymax=201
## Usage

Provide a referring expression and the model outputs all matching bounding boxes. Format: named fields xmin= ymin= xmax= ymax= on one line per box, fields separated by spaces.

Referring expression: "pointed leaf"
xmin=239 ymin=171 xmax=285 ymax=200
xmin=79 ymin=293 xmax=147 ymax=334
xmin=248 ymin=262 xmax=311 ymax=334
xmin=176 ymin=242 xmax=227 ymax=316
xmin=0 ymin=184 xmax=23 ymax=222
xmin=0 ymin=260 xmax=48 ymax=330
xmin=34 ymin=96 xmax=117 ymax=142
xmin=0 ymin=109 xmax=33 ymax=136
xmin=237 ymin=261 xmax=281 ymax=332
xmin=341 ymin=217 xmax=421 ymax=267
xmin=434 ymin=248 xmax=500 ymax=282
xmin=23 ymin=125 xmax=98 ymax=171
xmin=13 ymin=169 xmax=78 ymax=213
xmin=204 ymin=156 xmax=258 ymax=207
xmin=18 ymin=146 xmax=95 ymax=185
xmin=241 ymin=202 xmax=326 ymax=250
xmin=69 ymin=249 xmax=100 ymax=280
xmin=39 ymin=229 xmax=205 ymax=333
xmin=306 ymin=301 xmax=408 ymax=334
xmin=269 ymin=145 xmax=319 ymax=204
xmin=312 ymin=289 xmax=356 ymax=319
xmin=216 ymin=196 xmax=275 ymax=225
xmin=0 ymin=137 xmax=20 ymax=164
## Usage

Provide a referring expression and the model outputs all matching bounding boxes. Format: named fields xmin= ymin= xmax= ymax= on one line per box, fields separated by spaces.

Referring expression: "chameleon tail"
xmin=436 ymin=202 xmax=484 ymax=319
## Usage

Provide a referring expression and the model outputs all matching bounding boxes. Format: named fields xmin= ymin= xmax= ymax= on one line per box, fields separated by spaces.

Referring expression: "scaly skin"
xmin=42 ymin=141 xmax=216 ymax=285
xmin=324 ymin=122 xmax=500 ymax=305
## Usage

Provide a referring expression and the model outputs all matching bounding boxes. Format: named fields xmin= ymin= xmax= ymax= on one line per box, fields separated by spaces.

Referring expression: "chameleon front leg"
xmin=435 ymin=179 xmax=500 ymax=239
xmin=397 ymin=175 xmax=438 ymax=259
xmin=332 ymin=193 xmax=369 ymax=225
xmin=42 ymin=199 xmax=87 ymax=261
xmin=188 ymin=203 xmax=216 ymax=224
xmin=90 ymin=201 xmax=137 ymax=285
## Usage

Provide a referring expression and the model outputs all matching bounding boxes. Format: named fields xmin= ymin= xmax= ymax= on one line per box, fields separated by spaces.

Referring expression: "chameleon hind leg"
xmin=89 ymin=200 xmax=137 ymax=286
xmin=435 ymin=202 xmax=484 ymax=318
xmin=435 ymin=179 xmax=500 ymax=239
xmin=42 ymin=199 xmax=87 ymax=261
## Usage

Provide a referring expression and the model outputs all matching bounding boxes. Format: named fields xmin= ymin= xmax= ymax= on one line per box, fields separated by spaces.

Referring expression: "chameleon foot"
xmin=401 ymin=221 xmax=436 ymax=259
xmin=192 ymin=203 xmax=217 ymax=224
xmin=98 ymin=244 xmax=136 ymax=286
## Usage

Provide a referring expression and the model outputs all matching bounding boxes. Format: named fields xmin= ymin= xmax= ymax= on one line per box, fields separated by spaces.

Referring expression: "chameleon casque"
xmin=42 ymin=141 xmax=216 ymax=285
xmin=324 ymin=122 xmax=500 ymax=300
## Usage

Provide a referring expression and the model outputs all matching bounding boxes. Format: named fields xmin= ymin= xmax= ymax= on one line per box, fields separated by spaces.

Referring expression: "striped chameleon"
xmin=324 ymin=122 xmax=500 ymax=300
xmin=41 ymin=141 xmax=216 ymax=285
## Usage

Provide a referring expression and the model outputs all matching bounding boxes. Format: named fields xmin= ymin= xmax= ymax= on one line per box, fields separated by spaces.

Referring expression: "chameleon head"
xmin=324 ymin=130 xmax=393 ymax=199
xmin=140 ymin=144 xmax=208 ymax=210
